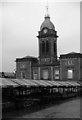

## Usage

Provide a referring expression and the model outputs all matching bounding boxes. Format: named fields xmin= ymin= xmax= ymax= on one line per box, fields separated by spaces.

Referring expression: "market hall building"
xmin=16 ymin=13 xmax=82 ymax=82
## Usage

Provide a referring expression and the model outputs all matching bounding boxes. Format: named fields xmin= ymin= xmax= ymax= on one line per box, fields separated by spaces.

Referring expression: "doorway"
xmin=43 ymin=70 xmax=49 ymax=80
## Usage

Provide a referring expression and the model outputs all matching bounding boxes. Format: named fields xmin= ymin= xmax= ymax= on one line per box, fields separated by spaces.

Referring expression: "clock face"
xmin=43 ymin=29 xmax=47 ymax=33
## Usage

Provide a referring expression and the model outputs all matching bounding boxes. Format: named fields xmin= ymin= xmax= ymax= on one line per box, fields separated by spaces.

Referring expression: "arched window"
xmin=46 ymin=41 xmax=49 ymax=54
xmin=42 ymin=41 xmax=45 ymax=54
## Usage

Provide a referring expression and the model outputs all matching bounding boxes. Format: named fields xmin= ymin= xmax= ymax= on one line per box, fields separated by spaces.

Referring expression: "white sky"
xmin=0 ymin=0 xmax=81 ymax=72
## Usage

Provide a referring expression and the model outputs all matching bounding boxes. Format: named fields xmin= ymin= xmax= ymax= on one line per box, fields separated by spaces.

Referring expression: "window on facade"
xmin=67 ymin=69 xmax=73 ymax=79
xmin=43 ymin=70 xmax=49 ymax=80
xmin=21 ymin=71 xmax=26 ymax=79
xmin=20 ymin=63 xmax=26 ymax=69
xmin=33 ymin=73 xmax=38 ymax=80
xmin=46 ymin=41 xmax=49 ymax=54
xmin=54 ymin=70 xmax=59 ymax=79
xmin=40 ymin=43 xmax=42 ymax=56
xmin=42 ymin=41 xmax=45 ymax=54
xmin=54 ymin=42 xmax=56 ymax=53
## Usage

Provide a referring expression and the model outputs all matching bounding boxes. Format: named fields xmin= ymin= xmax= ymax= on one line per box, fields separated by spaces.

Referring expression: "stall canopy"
xmin=66 ymin=81 xmax=80 ymax=87
xmin=10 ymin=79 xmax=38 ymax=87
xmin=0 ymin=78 xmax=81 ymax=88
xmin=31 ymin=80 xmax=48 ymax=87
xmin=46 ymin=80 xmax=62 ymax=87
xmin=19 ymin=79 xmax=38 ymax=87
xmin=57 ymin=81 xmax=71 ymax=87
xmin=0 ymin=78 xmax=19 ymax=88
xmin=39 ymin=80 xmax=53 ymax=87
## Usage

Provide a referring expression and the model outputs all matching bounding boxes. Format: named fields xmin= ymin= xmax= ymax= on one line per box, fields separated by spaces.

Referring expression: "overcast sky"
xmin=0 ymin=0 xmax=81 ymax=72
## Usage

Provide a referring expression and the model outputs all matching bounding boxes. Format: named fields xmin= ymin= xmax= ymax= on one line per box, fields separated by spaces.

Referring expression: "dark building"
xmin=16 ymin=12 xmax=82 ymax=81
xmin=0 ymin=72 xmax=16 ymax=78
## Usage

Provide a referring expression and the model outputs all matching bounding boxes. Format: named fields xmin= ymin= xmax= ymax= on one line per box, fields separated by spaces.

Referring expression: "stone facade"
xmin=15 ymin=13 xmax=82 ymax=82
xmin=60 ymin=53 xmax=82 ymax=81
xmin=80 ymin=58 xmax=82 ymax=80
xmin=16 ymin=53 xmax=82 ymax=81
xmin=16 ymin=57 xmax=38 ymax=79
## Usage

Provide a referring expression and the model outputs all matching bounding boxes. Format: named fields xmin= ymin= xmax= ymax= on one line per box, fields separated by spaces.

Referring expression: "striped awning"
xmin=0 ymin=78 xmax=19 ymax=88
xmin=0 ymin=78 xmax=81 ymax=88
xmin=39 ymin=80 xmax=53 ymax=87
xmin=31 ymin=80 xmax=48 ymax=87
xmin=45 ymin=80 xmax=62 ymax=87
xmin=57 ymin=81 xmax=70 ymax=87
xmin=20 ymin=79 xmax=38 ymax=87
xmin=10 ymin=79 xmax=38 ymax=87
xmin=66 ymin=81 xmax=80 ymax=86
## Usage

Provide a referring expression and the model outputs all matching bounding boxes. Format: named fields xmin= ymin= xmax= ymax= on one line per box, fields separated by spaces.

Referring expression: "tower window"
xmin=42 ymin=41 xmax=45 ymax=54
xmin=54 ymin=42 xmax=56 ymax=53
xmin=40 ymin=43 xmax=42 ymax=56
xmin=46 ymin=41 xmax=49 ymax=54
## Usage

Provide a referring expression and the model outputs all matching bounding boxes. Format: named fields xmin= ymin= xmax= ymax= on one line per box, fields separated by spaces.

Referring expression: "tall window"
xmin=46 ymin=41 xmax=49 ymax=54
xmin=43 ymin=70 xmax=49 ymax=80
xmin=54 ymin=70 xmax=59 ymax=80
xmin=54 ymin=42 xmax=56 ymax=53
xmin=67 ymin=69 xmax=73 ymax=79
xmin=42 ymin=41 xmax=45 ymax=54
xmin=40 ymin=43 xmax=42 ymax=56
xmin=21 ymin=71 xmax=26 ymax=79
xmin=33 ymin=73 xmax=38 ymax=80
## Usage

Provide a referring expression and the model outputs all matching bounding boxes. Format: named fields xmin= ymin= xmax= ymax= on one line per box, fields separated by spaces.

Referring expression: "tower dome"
xmin=40 ymin=15 xmax=55 ymax=31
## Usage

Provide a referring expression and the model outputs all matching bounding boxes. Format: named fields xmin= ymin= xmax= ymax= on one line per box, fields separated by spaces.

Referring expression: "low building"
xmin=0 ymin=72 xmax=16 ymax=78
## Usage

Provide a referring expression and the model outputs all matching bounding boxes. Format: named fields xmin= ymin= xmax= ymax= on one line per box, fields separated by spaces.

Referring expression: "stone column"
xmin=51 ymin=66 xmax=53 ymax=81
xmin=30 ymin=62 xmax=32 ymax=80
xmin=38 ymin=67 xmax=40 ymax=80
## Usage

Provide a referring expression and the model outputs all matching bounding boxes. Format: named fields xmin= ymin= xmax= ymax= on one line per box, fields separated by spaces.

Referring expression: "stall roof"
xmin=0 ymin=78 xmax=80 ymax=88
xmin=20 ymin=79 xmax=38 ymax=87
xmin=66 ymin=81 xmax=80 ymax=86
xmin=10 ymin=79 xmax=34 ymax=87
xmin=46 ymin=80 xmax=62 ymax=87
xmin=39 ymin=80 xmax=53 ymax=87
xmin=0 ymin=78 xmax=19 ymax=87
xmin=32 ymin=80 xmax=48 ymax=87
xmin=57 ymin=81 xmax=70 ymax=87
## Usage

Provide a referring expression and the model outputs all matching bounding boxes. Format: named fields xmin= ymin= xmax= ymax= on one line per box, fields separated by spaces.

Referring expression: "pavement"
xmin=2 ymin=97 xmax=81 ymax=119
xmin=20 ymin=97 xmax=80 ymax=118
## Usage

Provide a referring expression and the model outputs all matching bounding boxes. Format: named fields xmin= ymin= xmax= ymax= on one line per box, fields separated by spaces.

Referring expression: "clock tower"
xmin=37 ymin=14 xmax=58 ymax=64
xmin=37 ymin=9 xmax=59 ymax=80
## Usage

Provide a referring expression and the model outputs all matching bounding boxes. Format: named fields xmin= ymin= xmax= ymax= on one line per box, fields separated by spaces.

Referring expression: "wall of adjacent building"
xmin=60 ymin=58 xmax=81 ymax=81
xmin=16 ymin=61 xmax=32 ymax=79
xmin=80 ymin=58 xmax=82 ymax=80
xmin=32 ymin=67 xmax=39 ymax=80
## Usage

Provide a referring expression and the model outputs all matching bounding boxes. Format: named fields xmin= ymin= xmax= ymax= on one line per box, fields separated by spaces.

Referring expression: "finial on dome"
xmin=45 ymin=1 xmax=50 ymax=18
